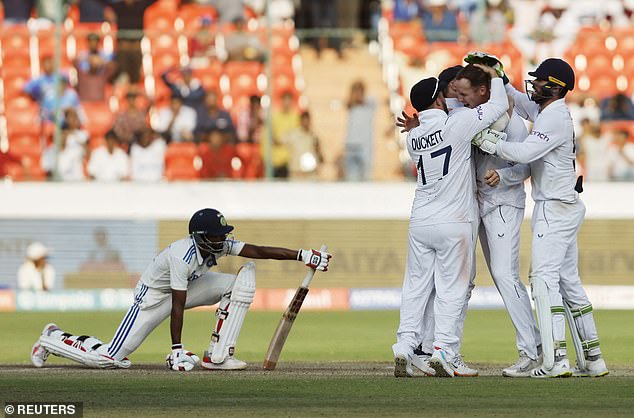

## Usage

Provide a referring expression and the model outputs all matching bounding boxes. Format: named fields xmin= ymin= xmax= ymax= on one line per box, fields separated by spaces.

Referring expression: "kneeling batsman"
xmin=31 ymin=208 xmax=331 ymax=371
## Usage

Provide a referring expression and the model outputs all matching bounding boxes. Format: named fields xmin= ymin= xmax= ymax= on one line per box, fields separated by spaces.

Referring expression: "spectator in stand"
xmin=421 ymin=0 xmax=459 ymax=43
xmin=129 ymin=127 xmax=166 ymax=181
xmin=75 ymin=54 xmax=116 ymax=102
xmin=112 ymin=90 xmax=148 ymax=146
xmin=236 ymin=95 xmax=263 ymax=143
xmin=17 ymin=242 xmax=55 ymax=291
xmin=577 ymin=120 xmax=611 ymax=182
xmin=41 ymin=134 xmax=86 ymax=181
xmin=271 ymin=135 xmax=290 ymax=178
xmin=224 ymin=17 xmax=265 ymax=62
xmin=608 ymin=129 xmax=634 ymax=181
xmin=569 ymin=93 xmax=601 ymax=136
xmin=199 ymin=128 xmax=236 ymax=179
xmin=195 ymin=91 xmax=236 ymax=142
xmin=600 ymin=93 xmax=634 ymax=121
xmin=87 ymin=130 xmax=130 ymax=181
xmin=189 ymin=15 xmax=217 ymax=68
xmin=469 ymin=0 xmax=508 ymax=44
xmin=98 ymin=0 xmax=157 ymax=84
xmin=76 ymin=33 xmax=114 ymax=72
xmin=343 ymin=80 xmax=375 ymax=181
xmin=24 ymin=59 xmax=84 ymax=124
xmin=209 ymin=0 xmax=244 ymax=23
xmin=2 ymin=0 xmax=35 ymax=25
xmin=283 ymin=110 xmax=322 ymax=179
xmin=271 ymin=91 xmax=300 ymax=147
xmin=153 ymin=95 xmax=197 ymax=143
xmin=41 ymin=108 xmax=89 ymax=181
xmin=393 ymin=0 xmax=422 ymax=22
xmin=161 ymin=66 xmax=207 ymax=112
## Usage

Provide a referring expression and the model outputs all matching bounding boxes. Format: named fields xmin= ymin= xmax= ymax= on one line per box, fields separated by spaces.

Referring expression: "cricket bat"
xmin=263 ymin=244 xmax=328 ymax=370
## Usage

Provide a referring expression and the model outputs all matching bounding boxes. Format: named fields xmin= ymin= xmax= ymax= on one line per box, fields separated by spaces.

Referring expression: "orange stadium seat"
xmin=164 ymin=142 xmax=201 ymax=180
xmin=178 ymin=5 xmax=219 ymax=34
xmin=144 ymin=7 xmax=177 ymax=33
xmin=1 ymin=26 xmax=31 ymax=58
xmin=2 ymin=67 xmax=32 ymax=97
xmin=152 ymin=51 xmax=181 ymax=77
xmin=4 ymin=95 xmax=36 ymax=113
xmin=82 ymin=102 xmax=113 ymax=137
xmin=5 ymin=108 xmax=40 ymax=136
xmin=223 ymin=62 xmax=264 ymax=98
xmin=8 ymin=148 xmax=46 ymax=181
xmin=192 ymin=68 xmax=221 ymax=92
xmin=2 ymin=54 xmax=31 ymax=72
xmin=583 ymin=70 xmax=620 ymax=98
xmin=234 ymin=142 xmax=263 ymax=179
xmin=270 ymin=68 xmax=297 ymax=99
xmin=8 ymin=132 xmax=41 ymax=156
xmin=37 ymin=31 xmax=70 ymax=61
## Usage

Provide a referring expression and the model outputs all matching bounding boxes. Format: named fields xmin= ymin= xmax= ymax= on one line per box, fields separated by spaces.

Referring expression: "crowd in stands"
xmin=384 ymin=0 xmax=634 ymax=182
xmin=0 ymin=0 xmax=330 ymax=182
xmin=1 ymin=0 xmax=634 ymax=182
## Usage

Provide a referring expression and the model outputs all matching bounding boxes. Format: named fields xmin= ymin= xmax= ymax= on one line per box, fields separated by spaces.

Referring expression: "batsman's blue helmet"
xmin=189 ymin=208 xmax=234 ymax=236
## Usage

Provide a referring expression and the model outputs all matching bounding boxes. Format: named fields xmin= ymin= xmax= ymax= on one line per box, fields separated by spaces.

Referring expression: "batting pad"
xmin=531 ymin=276 xmax=555 ymax=370
xmin=564 ymin=302 xmax=586 ymax=370
xmin=40 ymin=334 xmax=122 ymax=369
xmin=211 ymin=262 xmax=256 ymax=363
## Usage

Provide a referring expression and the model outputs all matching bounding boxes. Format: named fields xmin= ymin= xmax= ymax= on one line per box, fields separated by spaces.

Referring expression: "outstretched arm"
xmin=238 ymin=244 xmax=297 ymax=260
xmin=239 ymin=244 xmax=331 ymax=271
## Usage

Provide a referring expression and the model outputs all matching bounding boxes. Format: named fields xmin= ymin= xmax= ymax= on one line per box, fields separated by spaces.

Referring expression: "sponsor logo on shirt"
xmin=476 ymin=106 xmax=484 ymax=120
xmin=530 ymin=130 xmax=550 ymax=142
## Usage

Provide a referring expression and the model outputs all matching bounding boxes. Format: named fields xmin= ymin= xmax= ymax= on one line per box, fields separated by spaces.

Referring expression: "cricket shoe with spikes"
xmin=200 ymin=351 xmax=247 ymax=370
xmin=411 ymin=353 xmax=434 ymax=376
xmin=450 ymin=354 xmax=479 ymax=377
xmin=503 ymin=350 xmax=539 ymax=378
xmin=573 ymin=357 xmax=609 ymax=377
xmin=530 ymin=358 xmax=572 ymax=378
xmin=393 ymin=353 xmax=415 ymax=378
xmin=428 ymin=348 xmax=455 ymax=378
xmin=31 ymin=323 xmax=60 ymax=368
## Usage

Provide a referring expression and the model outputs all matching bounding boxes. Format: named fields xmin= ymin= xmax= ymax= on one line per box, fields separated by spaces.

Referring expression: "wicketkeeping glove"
xmin=298 ymin=249 xmax=332 ymax=271
xmin=472 ymin=128 xmax=506 ymax=155
xmin=464 ymin=51 xmax=508 ymax=83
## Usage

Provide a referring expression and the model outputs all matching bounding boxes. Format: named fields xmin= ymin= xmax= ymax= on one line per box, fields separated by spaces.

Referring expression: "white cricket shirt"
xmin=139 ymin=237 xmax=245 ymax=292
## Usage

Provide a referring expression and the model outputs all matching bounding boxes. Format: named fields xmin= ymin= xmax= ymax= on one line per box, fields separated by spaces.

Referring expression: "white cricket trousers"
xmin=531 ymin=199 xmax=601 ymax=357
xmin=395 ymin=222 xmax=473 ymax=358
xmin=480 ymin=205 xmax=540 ymax=359
xmin=106 ymin=272 xmax=235 ymax=360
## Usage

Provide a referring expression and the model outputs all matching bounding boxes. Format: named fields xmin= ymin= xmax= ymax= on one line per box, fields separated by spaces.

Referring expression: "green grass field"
xmin=1 ymin=310 xmax=633 ymax=417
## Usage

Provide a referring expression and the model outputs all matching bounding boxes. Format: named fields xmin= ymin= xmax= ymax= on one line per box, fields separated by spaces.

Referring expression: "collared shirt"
xmin=475 ymin=111 xmax=530 ymax=216
xmin=139 ymin=237 xmax=245 ymax=292
xmin=406 ymin=78 xmax=508 ymax=226
xmin=498 ymin=86 xmax=578 ymax=203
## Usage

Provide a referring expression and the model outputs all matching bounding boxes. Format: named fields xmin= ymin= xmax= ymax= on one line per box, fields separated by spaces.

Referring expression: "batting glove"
xmin=166 ymin=344 xmax=199 ymax=371
xmin=472 ymin=128 xmax=506 ymax=155
xmin=464 ymin=51 xmax=508 ymax=83
xmin=298 ymin=249 xmax=332 ymax=271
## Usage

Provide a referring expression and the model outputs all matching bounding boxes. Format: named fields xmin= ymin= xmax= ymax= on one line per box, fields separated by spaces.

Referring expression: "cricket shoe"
xmin=502 ymin=351 xmax=539 ymax=378
xmin=428 ymin=348 xmax=455 ymax=378
xmin=530 ymin=358 xmax=572 ymax=378
xmin=30 ymin=323 xmax=60 ymax=368
xmin=573 ymin=357 xmax=609 ymax=377
xmin=200 ymin=351 xmax=247 ymax=370
xmin=411 ymin=352 xmax=434 ymax=376
xmin=393 ymin=353 xmax=415 ymax=378
xmin=450 ymin=354 xmax=478 ymax=377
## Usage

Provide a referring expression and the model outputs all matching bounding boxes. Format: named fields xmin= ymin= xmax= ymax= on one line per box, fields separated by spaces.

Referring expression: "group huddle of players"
xmin=392 ymin=52 xmax=609 ymax=378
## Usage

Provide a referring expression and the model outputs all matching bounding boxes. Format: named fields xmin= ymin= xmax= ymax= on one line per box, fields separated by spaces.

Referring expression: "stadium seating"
xmin=164 ymin=142 xmax=201 ymax=180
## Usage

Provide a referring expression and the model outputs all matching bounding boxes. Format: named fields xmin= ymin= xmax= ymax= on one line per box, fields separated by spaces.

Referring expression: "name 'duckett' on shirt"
xmin=411 ymin=129 xmax=444 ymax=150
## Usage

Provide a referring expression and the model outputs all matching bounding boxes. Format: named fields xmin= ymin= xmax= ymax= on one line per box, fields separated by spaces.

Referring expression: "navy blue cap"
xmin=410 ymin=77 xmax=440 ymax=112
xmin=528 ymin=58 xmax=575 ymax=91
